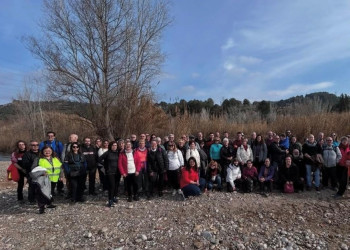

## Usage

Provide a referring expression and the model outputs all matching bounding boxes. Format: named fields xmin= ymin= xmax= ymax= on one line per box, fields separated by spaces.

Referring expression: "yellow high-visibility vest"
xmin=38 ymin=157 xmax=62 ymax=183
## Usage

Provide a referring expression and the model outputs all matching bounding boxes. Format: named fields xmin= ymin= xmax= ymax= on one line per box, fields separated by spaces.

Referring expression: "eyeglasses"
xmin=31 ymin=144 xmax=39 ymax=146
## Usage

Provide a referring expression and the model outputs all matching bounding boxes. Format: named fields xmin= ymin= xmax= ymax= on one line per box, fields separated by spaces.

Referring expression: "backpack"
xmin=7 ymin=163 xmax=20 ymax=182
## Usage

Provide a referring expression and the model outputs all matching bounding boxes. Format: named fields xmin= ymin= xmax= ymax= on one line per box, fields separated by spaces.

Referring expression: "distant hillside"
xmin=0 ymin=92 xmax=348 ymax=121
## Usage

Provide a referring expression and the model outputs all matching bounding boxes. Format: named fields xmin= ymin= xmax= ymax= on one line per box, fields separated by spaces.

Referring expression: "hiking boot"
xmin=127 ymin=196 xmax=133 ymax=202
xmin=39 ymin=207 xmax=45 ymax=214
xmin=108 ymin=200 xmax=115 ymax=207
xmin=133 ymin=195 xmax=140 ymax=201
xmin=47 ymin=204 xmax=57 ymax=209
xmin=113 ymin=196 xmax=118 ymax=203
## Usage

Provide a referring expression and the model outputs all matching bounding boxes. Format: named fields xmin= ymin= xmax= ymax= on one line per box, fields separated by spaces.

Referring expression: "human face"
xmin=131 ymin=135 xmax=137 ymax=141
xmin=139 ymin=141 xmax=145 ymax=148
xmin=291 ymin=137 xmax=296 ymax=143
xmin=209 ymin=134 xmax=214 ymax=140
xmin=18 ymin=142 xmax=26 ymax=151
xmin=189 ymin=159 xmax=196 ymax=167
xmin=126 ymin=142 xmax=132 ymax=150
xmin=140 ymin=134 xmax=146 ymax=140
xmin=151 ymin=141 xmax=157 ymax=150
xmin=84 ymin=138 xmax=91 ymax=146
xmin=189 ymin=142 xmax=196 ymax=150
xmin=198 ymin=132 xmax=203 ymax=139
xmin=326 ymin=137 xmax=333 ymax=146
xmin=111 ymin=143 xmax=118 ymax=151
xmin=95 ymin=139 xmax=102 ymax=147
xmin=30 ymin=142 xmax=39 ymax=152
xmin=308 ymin=135 xmax=315 ymax=143
xmin=242 ymin=139 xmax=248 ymax=146
xmin=264 ymin=159 xmax=270 ymax=167
xmin=70 ymin=134 xmax=78 ymax=143
xmin=47 ymin=133 xmax=55 ymax=142
xmin=285 ymin=157 xmax=292 ymax=167
xmin=168 ymin=144 xmax=175 ymax=151
xmin=169 ymin=134 xmax=174 ymax=142
xmin=43 ymin=148 xmax=53 ymax=158
xmin=103 ymin=141 xmax=109 ymax=148
xmin=247 ymin=161 xmax=252 ymax=168
xmin=72 ymin=144 xmax=79 ymax=152
xmin=341 ymin=138 xmax=348 ymax=146
xmin=237 ymin=133 xmax=242 ymax=140
xmin=257 ymin=135 xmax=262 ymax=142
xmin=274 ymin=136 xmax=280 ymax=143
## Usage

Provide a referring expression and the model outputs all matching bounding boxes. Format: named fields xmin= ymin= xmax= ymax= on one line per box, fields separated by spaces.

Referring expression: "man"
xmin=195 ymin=132 xmax=205 ymax=145
xmin=220 ymin=138 xmax=235 ymax=180
xmin=289 ymin=136 xmax=302 ymax=155
xmin=39 ymin=131 xmax=64 ymax=194
xmin=248 ymin=132 xmax=257 ymax=147
xmin=140 ymin=133 xmax=150 ymax=148
xmin=163 ymin=133 xmax=175 ymax=150
xmin=232 ymin=132 xmax=243 ymax=155
xmin=322 ymin=137 xmax=341 ymax=190
xmin=147 ymin=140 xmax=169 ymax=198
xmin=185 ymin=135 xmax=200 ymax=150
xmin=95 ymin=138 xmax=102 ymax=149
xmin=130 ymin=134 xmax=138 ymax=149
xmin=265 ymin=131 xmax=274 ymax=147
xmin=204 ymin=132 xmax=215 ymax=159
xmin=81 ymin=137 xmax=98 ymax=195
xmin=22 ymin=140 xmax=40 ymax=203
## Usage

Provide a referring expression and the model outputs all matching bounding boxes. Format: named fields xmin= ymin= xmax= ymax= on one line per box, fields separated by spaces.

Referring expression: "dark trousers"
xmin=322 ymin=167 xmax=337 ymax=188
xmin=57 ymin=179 xmax=64 ymax=193
xmin=98 ymin=166 xmax=108 ymax=190
xmin=167 ymin=169 xmax=180 ymax=190
xmin=70 ymin=175 xmax=85 ymax=202
xmin=34 ymin=183 xmax=50 ymax=209
xmin=337 ymin=165 xmax=349 ymax=195
xmin=259 ymin=180 xmax=273 ymax=192
xmin=107 ymin=172 xmax=121 ymax=200
xmin=17 ymin=172 xmax=25 ymax=200
xmin=242 ymin=177 xmax=257 ymax=193
xmin=51 ymin=182 xmax=57 ymax=196
xmin=148 ymin=171 xmax=164 ymax=195
xmin=27 ymin=178 xmax=36 ymax=202
xmin=137 ymin=168 xmax=149 ymax=194
xmin=125 ymin=173 xmax=138 ymax=197
xmin=182 ymin=184 xmax=201 ymax=197
xmin=88 ymin=167 xmax=97 ymax=194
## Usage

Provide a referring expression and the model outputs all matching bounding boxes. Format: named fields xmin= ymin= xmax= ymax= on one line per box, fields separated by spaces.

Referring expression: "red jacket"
xmin=339 ymin=144 xmax=350 ymax=167
xmin=180 ymin=167 xmax=199 ymax=189
xmin=242 ymin=166 xmax=258 ymax=179
xmin=118 ymin=150 xmax=141 ymax=176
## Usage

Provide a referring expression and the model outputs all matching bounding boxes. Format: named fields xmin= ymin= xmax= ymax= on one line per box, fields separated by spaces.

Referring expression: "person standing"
xmin=81 ymin=137 xmax=98 ymax=195
xmin=22 ymin=140 xmax=40 ymax=203
xmin=322 ymin=137 xmax=341 ymax=190
xmin=64 ymin=142 xmax=87 ymax=202
xmin=98 ymin=139 xmax=109 ymax=192
xmin=167 ymin=142 xmax=184 ymax=196
xmin=99 ymin=141 xmax=121 ymax=206
xmin=39 ymin=131 xmax=64 ymax=194
xmin=334 ymin=136 xmax=350 ymax=198
xmin=134 ymin=140 xmax=149 ymax=197
xmin=118 ymin=141 xmax=141 ymax=202
xmin=11 ymin=140 xmax=27 ymax=201
xmin=147 ymin=140 xmax=169 ymax=198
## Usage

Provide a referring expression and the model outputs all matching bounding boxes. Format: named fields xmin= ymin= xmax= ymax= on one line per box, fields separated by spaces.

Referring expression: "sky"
xmin=1 ymin=0 xmax=350 ymax=105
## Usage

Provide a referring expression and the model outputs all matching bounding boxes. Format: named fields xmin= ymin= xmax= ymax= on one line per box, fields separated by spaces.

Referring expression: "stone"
xmin=28 ymin=218 xmax=34 ymax=222
xmin=193 ymin=241 xmax=204 ymax=249
xmin=202 ymin=231 xmax=212 ymax=241
xmin=141 ymin=235 xmax=147 ymax=241
xmin=341 ymin=243 xmax=348 ymax=250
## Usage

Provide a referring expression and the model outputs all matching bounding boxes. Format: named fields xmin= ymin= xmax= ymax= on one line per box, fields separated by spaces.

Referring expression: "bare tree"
xmin=25 ymin=0 xmax=171 ymax=139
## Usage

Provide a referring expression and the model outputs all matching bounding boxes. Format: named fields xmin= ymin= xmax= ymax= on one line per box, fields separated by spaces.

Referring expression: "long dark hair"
xmin=14 ymin=140 xmax=27 ymax=153
xmin=254 ymin=134 xmax=265 ymax=145
xmin=186 ymin=157 xmax=198 ymax=171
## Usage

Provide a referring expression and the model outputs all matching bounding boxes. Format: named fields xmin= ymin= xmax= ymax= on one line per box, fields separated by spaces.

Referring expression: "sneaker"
xmin=108 ymin=200 xmax=115 ymax=207
xmin=133 ymin=195 xmax=139 ymax=201
xmin=177 ymin=189 xmax=183 ymax=195
xmin=47 ymin=204 xmax=57 ymax=209
xmin=113 ymin=197 xmax=118 ymax=203
xmin=39 ymin=207 xmax=45 ymax=214
xmin=172 ymin=189 xmax=177 ymax=196
xmin=127 ymin=196 xmax=133 ymax=202
xmin=333 ymin=193 xmax=343 ymax=199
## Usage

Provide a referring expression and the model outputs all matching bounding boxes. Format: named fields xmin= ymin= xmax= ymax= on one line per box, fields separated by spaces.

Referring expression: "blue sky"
xmin=1 ymin=0 xmax=350 ymax=105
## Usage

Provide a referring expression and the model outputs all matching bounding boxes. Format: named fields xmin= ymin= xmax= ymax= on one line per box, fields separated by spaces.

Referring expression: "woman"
xmin=206 ymin=160 xmax=222 ymax=191
xmin=97 ymin=139 xmax=109 ymax=191
xmin=186 ymin=141 xmax=200 ymax=167
xmin=64 ymin=142 xmax=87 ymax=202
xmin=99 ymin=141 xmax=121 ymax=207
xmin=335 ymin=136 xmax=350 ymax=198
xmin=180 ymin=157 xmax=201 ymax=198
xmin=242 ymin=160 xmax=258 ymax=193
xmin=167 ymin=142 xmax=184 ymax=196
xmin=11 ymin=140 xmax=27 ymax=201
xmin=302 ymin=134 xmax=323 ymax=191
xmin=237 ymin=138 xmax=254 ymax=166
xmin=134 ymin=140 xmax=148 ymax=196
xmin=252 ymin=134 xmax=267 ymax=173
xmin=258 ymin=158 xmax=275 ymax=193
xmin=34 ymin=146 xmax=62 ymax=208
xmin=226 ymin=158 xmax=242 ymax=192
xmin=279 ymin=155 xmax=303 ymax=193
xmin=118 ymin=141 xmax=141 ymax=202
xmin=209 ymin=137 xmax=222 ymax=162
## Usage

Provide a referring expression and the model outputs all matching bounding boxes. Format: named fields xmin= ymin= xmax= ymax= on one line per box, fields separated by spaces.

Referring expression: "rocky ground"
xmin=0 ymin=161 xmax=349 ymax=250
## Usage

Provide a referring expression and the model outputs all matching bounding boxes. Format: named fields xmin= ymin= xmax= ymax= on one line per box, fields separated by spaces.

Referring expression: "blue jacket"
xmin=210 ymin=143 xmax=222 ymax=160
xmin=39 ymin=140 xmax=64 ymax=158
xmin=258 ymin=164 xmax=275 ymax=181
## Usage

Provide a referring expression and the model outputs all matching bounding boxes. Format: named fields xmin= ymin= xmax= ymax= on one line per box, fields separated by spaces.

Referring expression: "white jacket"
xmin=186 ymin=149 xmax=200 ymax=167
xmin=226 ymin=164 xmax=241 ymax=188
xmin=237 ymin=145 xmax=253 ymax=164
xmin=167 ymin=150 xmax=184 ymax=170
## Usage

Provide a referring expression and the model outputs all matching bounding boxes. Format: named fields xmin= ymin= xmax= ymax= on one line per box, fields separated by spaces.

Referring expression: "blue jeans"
xmin=305 ymin=164 xmax=320 ymax=188
xmin=199 ymin=178 xmax=206 ymax=191
xmin=207 ymin=176 xmax=222 ymax=190
xmin=182 ymin=184 xmax=201 ymax=197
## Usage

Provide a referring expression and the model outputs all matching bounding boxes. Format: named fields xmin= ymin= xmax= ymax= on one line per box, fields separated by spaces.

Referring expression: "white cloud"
xmin=223 ymin=62 xmax=247 ymax=74
xmin=268 ymin=81 xmax=334 ymax=97
xmin=221 ymin=38 xmax=235 ymax=50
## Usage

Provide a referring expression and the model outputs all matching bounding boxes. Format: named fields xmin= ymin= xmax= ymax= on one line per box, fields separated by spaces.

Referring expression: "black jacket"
xmin=98 ymin=150 xmax=119 ymax=175
xmin=220 ymin=145 xmax=235 ymax=166
xmin=269 ymin=142 xmax=286 ymax=166
xmin=279 ymin=164 xmax=299 ymax=184
xmin=22 ymin=150 xmax=39 ymax=173
xmin=147 ymin=147 xmax=169 ymax=173
xmin=81 ymin=145 xmax=98 ymax=170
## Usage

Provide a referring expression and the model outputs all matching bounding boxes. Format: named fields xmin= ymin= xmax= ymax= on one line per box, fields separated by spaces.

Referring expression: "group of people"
xmin=9 ymin=130 xmax=350 ymax=214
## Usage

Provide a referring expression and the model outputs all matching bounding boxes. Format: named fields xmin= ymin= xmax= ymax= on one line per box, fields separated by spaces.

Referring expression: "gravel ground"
xmin=0 ymin=161 xmax=349 ymax=250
